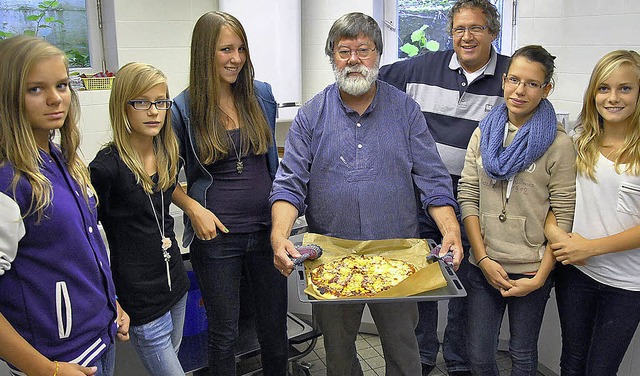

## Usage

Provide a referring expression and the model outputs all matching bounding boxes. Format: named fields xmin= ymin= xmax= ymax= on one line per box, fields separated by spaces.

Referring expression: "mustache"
xmin=342 ymin=64 xmax=370 ymax=75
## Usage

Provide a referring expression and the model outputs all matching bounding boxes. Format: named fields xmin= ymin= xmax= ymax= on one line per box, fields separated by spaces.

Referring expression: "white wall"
xmin=516 ymin=0 xmax=640 ymax=125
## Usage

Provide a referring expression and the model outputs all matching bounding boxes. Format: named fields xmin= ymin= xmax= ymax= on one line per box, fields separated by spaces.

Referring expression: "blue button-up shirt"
xmin=270 ymin=80 xmax=456 ymax=240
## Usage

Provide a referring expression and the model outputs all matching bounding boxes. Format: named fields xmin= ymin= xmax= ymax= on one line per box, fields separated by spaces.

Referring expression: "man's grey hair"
xmin=448 ymin=0 xmax=501 ymax=36
xmin=325 ymin=12 xmax=383 ymax=61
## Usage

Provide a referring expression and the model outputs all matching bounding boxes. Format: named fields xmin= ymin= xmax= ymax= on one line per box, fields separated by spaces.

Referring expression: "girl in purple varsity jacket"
xmin=0 ymin=35 xmax=129 ymax=376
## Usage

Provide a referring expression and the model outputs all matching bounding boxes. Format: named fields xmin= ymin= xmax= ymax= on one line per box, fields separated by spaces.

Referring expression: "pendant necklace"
xmin=227 ymin=128 xmax=243 ymax=173
xmin=147 ymin=190 xmax=172 ymax=291
xmin=499 ymin=178 xmax=514 ymax=222
xmin=498 ymin=122 xmax=514 ymax=222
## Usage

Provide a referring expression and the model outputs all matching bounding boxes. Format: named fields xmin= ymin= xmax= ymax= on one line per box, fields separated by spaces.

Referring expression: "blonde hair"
xmin=108 ymin=62 xmax=179 ymax=193
xmin=574 ymin=50 xmax=640 ymax=180
xmin=189 ymin=11 xmax=272 ymax=164
xmin=0 ymin=35 xmax=91 ymax=221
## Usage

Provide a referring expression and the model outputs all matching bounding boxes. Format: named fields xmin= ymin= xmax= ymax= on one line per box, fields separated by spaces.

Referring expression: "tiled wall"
xmin=517 ymin=0 xmax=640 ymax=124
xmin=77 ymin=0 xmax=640 ymax=163
xmin=300 ymin=0 xmax=378 ymax=101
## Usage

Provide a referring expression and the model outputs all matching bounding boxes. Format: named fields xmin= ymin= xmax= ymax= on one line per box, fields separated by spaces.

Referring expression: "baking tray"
xmin=295 ymin=258 xmax=466 ymax=304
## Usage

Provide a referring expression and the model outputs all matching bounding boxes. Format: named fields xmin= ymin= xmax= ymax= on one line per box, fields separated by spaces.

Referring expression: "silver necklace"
xmin=227 ymin=129 xmax=243 ymax=173
xmin=147 ymin=191 xmax=172 ymax=291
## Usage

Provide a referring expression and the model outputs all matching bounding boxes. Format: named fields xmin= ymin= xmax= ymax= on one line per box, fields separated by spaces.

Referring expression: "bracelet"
xmin=476 ymin=255 xmax=491 ymax=265
xmin=53 ymin=361 xmax=59 ymax=376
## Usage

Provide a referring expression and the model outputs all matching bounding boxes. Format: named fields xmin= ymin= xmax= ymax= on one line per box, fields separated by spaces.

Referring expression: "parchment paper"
xmin=301 ymin=233 xmax=447 ymax=300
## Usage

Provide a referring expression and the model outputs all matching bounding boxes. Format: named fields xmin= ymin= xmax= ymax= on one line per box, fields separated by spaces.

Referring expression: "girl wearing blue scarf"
xmin=458 ymin=45 xmax=576 ymax=376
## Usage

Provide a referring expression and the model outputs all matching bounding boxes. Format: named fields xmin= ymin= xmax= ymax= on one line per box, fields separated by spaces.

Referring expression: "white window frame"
xmin=379 ymin=0 xmax=516 ymax=66
xmin=75 ymin=0 xmax=105 ymax=74
xmin=0 ymin=0 xmax=104 ymax=73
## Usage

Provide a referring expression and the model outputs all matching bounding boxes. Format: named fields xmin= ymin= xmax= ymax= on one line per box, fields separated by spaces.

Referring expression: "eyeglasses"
xmin=334 ymin=47 xmax=376 ymax=60
xmin=451 ymin=25 xmax=489 ymax=37
xmin=127 ymin=99 xmax=173 ymax=110
xmin=503 ymin=75 xmax=548 ymax=91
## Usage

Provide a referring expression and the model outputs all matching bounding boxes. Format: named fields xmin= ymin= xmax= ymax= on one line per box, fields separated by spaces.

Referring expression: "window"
xmin=380 ymin=0 xmax=515 ymax=65
xmin=0 ymin=0 xmax=104 ymax=72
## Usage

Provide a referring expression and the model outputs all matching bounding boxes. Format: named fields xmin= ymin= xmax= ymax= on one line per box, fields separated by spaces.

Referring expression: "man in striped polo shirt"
xmin=380 ymin=1 xmax=509 ymax=375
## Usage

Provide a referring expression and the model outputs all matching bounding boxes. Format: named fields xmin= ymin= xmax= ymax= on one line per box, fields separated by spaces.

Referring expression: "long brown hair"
xmin=189 ymin=11 xmax=272 ymax=164
xmin=0 ymin=35 xmax=91 ymax=221
xmin=574 ymin=50 xmax=640 ymax=179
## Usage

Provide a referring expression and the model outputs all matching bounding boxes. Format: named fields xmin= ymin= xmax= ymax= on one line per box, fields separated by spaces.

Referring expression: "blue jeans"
xmin=190 ymin=229 xmax=288 ymax=376
xmin=555 ymin=264 xmax=640 ymax=376
xmin=467 ymin=265 xmax=552 ymax=376
xmin=415 ymin=212 xmax=471 ymax=372
xmin=129 ymin=293 xmax=188 ymax=376
xmin=92 ymin=342 xmax=116 ymax=376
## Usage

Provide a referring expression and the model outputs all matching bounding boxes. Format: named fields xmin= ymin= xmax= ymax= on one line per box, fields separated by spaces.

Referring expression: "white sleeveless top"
xmin=574 ymin=153 xmax=640 ymax=291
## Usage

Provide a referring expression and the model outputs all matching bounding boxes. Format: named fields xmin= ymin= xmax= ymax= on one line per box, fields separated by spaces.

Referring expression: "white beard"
xmin=333 ymin=60 xmax=379 ymax=96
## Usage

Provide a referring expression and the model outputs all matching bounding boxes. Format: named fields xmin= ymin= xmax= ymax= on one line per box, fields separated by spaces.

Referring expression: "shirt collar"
xmin=449 ymin=47 xmax=499 ymax=76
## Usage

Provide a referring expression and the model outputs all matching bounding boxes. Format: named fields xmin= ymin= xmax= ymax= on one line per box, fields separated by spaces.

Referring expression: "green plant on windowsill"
xmin=0 ymin=0 xmax=89 ymax=68
xmin=400 ymin=24 xmax=441 ymax=57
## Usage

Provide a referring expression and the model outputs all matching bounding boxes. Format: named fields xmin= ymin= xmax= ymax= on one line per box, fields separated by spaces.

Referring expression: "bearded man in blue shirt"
xmin=270 ymin=12 xmax=463 ymax=376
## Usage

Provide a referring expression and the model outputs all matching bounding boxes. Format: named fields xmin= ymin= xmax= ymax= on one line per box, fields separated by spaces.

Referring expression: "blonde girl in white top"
xmin=547 ymin=49 xmax=640 ymax=376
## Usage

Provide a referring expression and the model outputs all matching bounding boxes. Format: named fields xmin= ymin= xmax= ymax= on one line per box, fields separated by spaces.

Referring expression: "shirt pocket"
xmin=617 ymin=181 xmax=640 ymax=217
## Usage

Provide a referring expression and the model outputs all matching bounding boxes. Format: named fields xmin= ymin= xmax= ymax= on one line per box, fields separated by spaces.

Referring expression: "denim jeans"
xmin=129 ymin=293 xmax=188 ymax=376
xmin=190 ymin=229 xmax=288 ymax=376
xmin=467 ymin=265 xmax=553 ymax=376
xmin=415 ymin=212 xmax=471 ymax=372
xmin=92 ymin=342 xmax=116 ymax=376
xmin=555 ymin=263 xmax=640 ymax=376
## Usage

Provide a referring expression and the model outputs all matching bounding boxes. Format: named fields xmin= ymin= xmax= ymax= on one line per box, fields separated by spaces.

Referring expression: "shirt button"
xmin=356 ymin=123 xmax=362 ymax=127
xmin=461 ymin=82 xmax=467 ymax=87
xmin=89 ymin=226 xmax=94 ymax=233
xmin=357 ymin=144 xmax=363 ymax=149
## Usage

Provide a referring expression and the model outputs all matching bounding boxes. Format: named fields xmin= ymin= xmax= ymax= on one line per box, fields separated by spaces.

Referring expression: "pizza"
xmin=309 ymin=255 xmax=417 ymax=299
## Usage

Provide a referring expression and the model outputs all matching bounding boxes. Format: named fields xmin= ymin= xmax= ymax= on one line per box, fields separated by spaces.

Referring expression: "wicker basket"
xmin=82 ymin=76 xmax=114 ymax=90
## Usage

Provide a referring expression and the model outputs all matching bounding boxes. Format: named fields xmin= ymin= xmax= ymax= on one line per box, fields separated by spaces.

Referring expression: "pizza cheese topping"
xmin=309 ymin=255 xmax=417 ymax=298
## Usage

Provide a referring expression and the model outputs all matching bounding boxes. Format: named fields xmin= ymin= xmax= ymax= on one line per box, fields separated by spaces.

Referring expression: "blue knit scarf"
xmin=479 ymin=98 xmax=558 ymax=181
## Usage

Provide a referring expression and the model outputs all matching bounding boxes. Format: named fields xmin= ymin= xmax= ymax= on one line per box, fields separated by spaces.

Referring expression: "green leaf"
xmin=410 ymin=25 xmax=428 ymax=43
xmin=26 ymin=15 xmax=40 ymax=21
xmin=400 ymin=43 xmax=419 ymax=57
xmin=40 ymin=25 xmax=51 ymax=29
xmin=24 ymin=30 xmax=36 ymax=36
xmin=425 ymin=40 xmax=440 ymax=51
xmin=45 ymin=16 xmax=55 ymax=23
